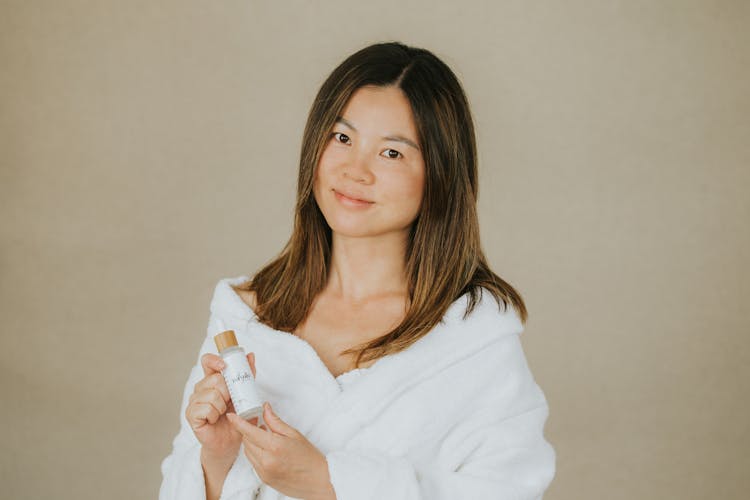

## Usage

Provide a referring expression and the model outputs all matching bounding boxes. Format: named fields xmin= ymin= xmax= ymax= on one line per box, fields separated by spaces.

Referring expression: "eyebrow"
xmin=335 ymin=116 xmax=420 ymax=151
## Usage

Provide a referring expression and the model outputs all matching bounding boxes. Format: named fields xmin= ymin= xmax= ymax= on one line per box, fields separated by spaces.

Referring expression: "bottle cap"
xmin=214 ymin=330 xmax=238 ymax=352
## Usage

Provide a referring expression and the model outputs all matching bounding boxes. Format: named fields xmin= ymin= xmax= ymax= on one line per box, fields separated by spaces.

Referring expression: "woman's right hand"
xmin=186 ymin=351 xmax=259 ymax=461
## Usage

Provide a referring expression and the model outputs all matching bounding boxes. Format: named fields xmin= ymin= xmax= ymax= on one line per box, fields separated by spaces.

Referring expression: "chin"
xmin=326 ymin=219 xmax=378 ymax=238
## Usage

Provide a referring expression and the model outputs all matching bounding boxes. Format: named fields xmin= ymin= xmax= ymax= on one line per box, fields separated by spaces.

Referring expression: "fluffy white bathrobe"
xmin=159 ymin=275 xmax=556 ymax=500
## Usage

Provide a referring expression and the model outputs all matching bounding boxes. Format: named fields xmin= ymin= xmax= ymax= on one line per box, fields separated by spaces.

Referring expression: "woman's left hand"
xmin=226 ymin=402 xmax=336 ymax=500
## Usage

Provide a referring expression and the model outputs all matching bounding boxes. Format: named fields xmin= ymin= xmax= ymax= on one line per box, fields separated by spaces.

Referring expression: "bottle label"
xmin=221 ymin=350 xmax=263 ymax=415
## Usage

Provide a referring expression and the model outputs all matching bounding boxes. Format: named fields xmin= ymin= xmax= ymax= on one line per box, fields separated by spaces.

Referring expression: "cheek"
xmin=387 ymin=171 xmax=424 ymax=206
xmin=315 ymin=149 xmax=337 ymax=183
xmin=408 ymin=169 xmax=426 ymax=213
xmin=413 ymin=170 xmax=425 ymax=198
xmin=313 ymin=157 xmax=331 ymax=189
xmin=313 ymin=171 xmax=329 ymax=209
xmin=406 ymin=165 xmax=426 ymax=198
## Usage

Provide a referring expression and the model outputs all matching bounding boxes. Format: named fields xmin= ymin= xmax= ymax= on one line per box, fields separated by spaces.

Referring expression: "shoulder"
xmin=445 ymin=286 xmax=524 ymax=339
xmin=209 ymin=275 xmax=256 ymax=320
xmin=232 ymin=286 xmax=257 ymax=313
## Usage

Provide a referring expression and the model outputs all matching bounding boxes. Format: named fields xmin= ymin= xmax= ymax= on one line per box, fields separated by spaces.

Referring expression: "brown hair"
xmin=233 ymin=41 xmax=528 ymax=368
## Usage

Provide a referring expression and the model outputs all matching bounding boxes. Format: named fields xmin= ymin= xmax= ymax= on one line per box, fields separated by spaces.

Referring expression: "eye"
xmin=331 ymin=132 xmax=351 ymax=145
xmin=330 ymin=132 xmax=403 ymax=160
xmin=382 ymin=149 xmax=403 ymax=160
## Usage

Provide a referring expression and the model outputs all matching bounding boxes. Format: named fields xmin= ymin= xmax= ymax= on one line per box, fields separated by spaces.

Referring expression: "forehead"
xmin=340 ymin=86 xmax=418 ymax=134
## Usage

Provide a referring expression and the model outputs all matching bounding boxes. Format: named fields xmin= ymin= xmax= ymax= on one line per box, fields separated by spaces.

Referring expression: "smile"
xmin=334 ymin=190 xmax=374 ymax=208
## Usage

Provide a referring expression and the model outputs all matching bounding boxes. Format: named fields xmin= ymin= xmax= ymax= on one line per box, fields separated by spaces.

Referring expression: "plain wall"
xmin=1 ymin=1 xmax=748 ymax=499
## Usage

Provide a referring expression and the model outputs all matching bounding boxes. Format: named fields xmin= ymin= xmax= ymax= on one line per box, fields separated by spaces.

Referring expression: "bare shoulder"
xmin=233 ymin=286 xmax=258 ymax=313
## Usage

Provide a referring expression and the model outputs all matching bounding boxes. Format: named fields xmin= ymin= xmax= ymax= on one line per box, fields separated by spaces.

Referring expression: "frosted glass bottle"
xmin=214 ymin=328 xmax=265 ymax=426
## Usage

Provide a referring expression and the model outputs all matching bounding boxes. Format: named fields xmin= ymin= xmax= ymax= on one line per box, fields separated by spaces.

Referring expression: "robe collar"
xmin=209 ymin=275 xmax=524 ymax=448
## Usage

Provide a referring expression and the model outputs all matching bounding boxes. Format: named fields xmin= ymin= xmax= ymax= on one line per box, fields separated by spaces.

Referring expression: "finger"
xmin=245 ymin=412 xmax=260 ymax=427
xmin=262 ymin=402 xmax=295 ymax=437
xmin=194 ymin=372 xmax=231 ymax=403
xmin=193 ymin=387 xmax=228 ymax=416
xmin=199 ymin=401 xmax=223 ymax=425
xmin=247 ymin=352 xmax=256 ymax=377
xmin=241 ymin=434 xmax=265 ymax=469
xmin=226 ymin=412 xmax=275 ymax=449
xmin=201 ymin=352 xmax=225 ymax=377
xmin=187 ymin=401 xmax=222 ymax=428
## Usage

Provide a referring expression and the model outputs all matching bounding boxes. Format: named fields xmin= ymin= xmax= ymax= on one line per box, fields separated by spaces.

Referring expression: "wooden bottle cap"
xmin=214 ymin=329 xmax=238 ymax=352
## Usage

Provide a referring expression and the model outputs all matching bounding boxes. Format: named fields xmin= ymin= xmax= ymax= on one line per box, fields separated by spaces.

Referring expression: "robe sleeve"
xmin=159 ymin=309 xmax=263 ymax=500
xmin=324 ymin=332 xmax=556 ymax=500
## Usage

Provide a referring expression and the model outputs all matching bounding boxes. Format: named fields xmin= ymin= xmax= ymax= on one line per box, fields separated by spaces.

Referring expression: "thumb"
xmin=246 ymin=352 xmax=256 ymax=377
xmin=263 ymin=402 xmax=294 ymax=436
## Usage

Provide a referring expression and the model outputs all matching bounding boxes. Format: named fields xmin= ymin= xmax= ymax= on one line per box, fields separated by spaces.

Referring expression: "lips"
xmin=333 ymin=189 xmax=373 ymax=203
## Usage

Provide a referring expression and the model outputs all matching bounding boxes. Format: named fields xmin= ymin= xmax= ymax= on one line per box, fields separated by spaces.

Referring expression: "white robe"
xmin=159 ymin=275 xmax=556 ymax=499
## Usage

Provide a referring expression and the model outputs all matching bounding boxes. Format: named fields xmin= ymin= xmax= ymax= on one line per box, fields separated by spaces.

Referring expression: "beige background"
xmin=1 ymin=1 xmax=748 ymax=499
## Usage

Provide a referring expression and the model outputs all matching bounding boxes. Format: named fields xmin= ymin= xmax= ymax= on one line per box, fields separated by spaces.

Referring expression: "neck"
xmin=326 ymin=230 xmax=409 ymax=304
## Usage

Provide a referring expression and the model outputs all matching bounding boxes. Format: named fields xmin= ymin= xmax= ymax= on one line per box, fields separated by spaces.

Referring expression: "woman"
xmin=160 ymin=41 xmax=556 ymax=500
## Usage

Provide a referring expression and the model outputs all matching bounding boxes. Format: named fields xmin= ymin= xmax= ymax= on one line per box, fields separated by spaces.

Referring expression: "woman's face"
xmin=313 ymin=85 xmax=425 ymax=239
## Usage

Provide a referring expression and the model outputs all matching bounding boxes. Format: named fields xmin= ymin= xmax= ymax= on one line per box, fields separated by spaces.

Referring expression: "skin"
xmin=186 ymin=352 xmax=259 ymax=500
xmin=288 ymin=84 xmax=428 ymax=379
xmin=188 ymin=353 xmax=336 ymax=500
xmin=192 ymin=84 xmax=426 ymax=500
xmin=313 ymin=84 xmax=426 ymax=304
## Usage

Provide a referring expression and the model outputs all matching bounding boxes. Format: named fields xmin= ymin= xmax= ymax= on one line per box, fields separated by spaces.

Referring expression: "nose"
xmin=342 ymin=148 xmax=374 ymax=184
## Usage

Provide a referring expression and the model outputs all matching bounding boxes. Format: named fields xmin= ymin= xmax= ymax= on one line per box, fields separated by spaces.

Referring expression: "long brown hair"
xmin=233 ymin=41 xmax=528 ymax=368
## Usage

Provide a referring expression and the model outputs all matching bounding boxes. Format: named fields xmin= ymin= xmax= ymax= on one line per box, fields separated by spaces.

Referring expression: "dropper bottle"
xmin=213 ymin=326 xmax=264 ymax=425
